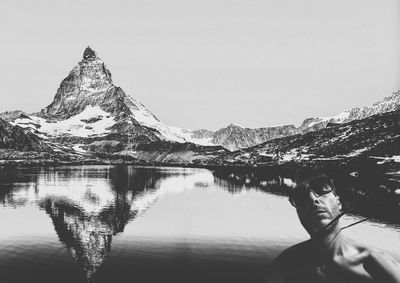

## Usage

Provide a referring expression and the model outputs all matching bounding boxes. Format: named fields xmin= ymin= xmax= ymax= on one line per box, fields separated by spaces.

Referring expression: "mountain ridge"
xmin=3 ymin=47 xmax=226 ymax=163
xmin=201 ymin=109 xmax=400 ymax=169
xmin=1 ymin=46 xmax=399 ymax=165
xmin=196 ymin=89 xmax=400 ymax=151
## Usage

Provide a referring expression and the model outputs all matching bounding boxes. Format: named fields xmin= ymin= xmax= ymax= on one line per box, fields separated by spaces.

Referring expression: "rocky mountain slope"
xmin=202 ymin=110 xmax=400 ymax=171
xmin=172 ymin=90 xmax=400 ymax=152
xmin=298 ymin=90 xmax=400 ymax=132
xmin=211 ymin=124 xmax=297 ymax=151
xmin=172 ymin=123 xmax=297 ymax=151
xmin=0 ymin=110 xmax=26 ymax=122
xmin=0 ymin=118 xmax=50 ymax=152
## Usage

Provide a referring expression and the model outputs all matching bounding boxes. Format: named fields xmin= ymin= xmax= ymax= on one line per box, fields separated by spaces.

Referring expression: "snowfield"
xmin=14 ymin=106 xmax=116 ymax=138
xmin=169 ymin=126 xmax=214 ymax=146
xmin=307 ymin=110 xmax=351 ymax=128
xmin=13 ymin=104 xmax=190 ymax=143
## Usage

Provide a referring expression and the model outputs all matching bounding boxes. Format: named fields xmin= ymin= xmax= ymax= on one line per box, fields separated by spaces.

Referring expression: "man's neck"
xmin=310 ymin=221 xmax=344 ymax=258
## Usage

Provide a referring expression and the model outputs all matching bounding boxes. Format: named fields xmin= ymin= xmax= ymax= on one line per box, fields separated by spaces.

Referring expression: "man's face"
xmin=293 ymin=180 xmax=342 ymax=235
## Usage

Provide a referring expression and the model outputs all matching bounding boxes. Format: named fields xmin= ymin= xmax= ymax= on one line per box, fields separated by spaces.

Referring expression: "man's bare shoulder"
xmin=270 ymin=240 xmax=314 ymax=272
xmin=266 ymin=240 xmax=314 ymax=283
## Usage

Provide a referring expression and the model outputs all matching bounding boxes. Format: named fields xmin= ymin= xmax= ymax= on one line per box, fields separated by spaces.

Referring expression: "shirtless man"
xmin=267 ymin=167 xmax=400 ymax=283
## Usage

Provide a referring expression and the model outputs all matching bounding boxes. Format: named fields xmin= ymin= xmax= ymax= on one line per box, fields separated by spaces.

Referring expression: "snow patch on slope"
xmin=72 ymin=144 xmax=87 ymax=153
xmin=347 ymin=147 xmax=370 ymax=157
xmin=377 ymin=155 xmax=400 ymax=164
xmin=14 ymin=102 xmax=192 ymax=144
xmin=307 ymin=110 xmax=351 ymax=128
xmin=169 ymin=126 xmax=214 ymax=146
xmin=124 ymin=95 xmax=186 ymax=143
xmin=14 ymin=106 xmax=116 ymax=138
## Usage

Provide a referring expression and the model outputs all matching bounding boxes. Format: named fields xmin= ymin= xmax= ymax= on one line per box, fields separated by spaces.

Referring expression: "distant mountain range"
xmin=297 ymin=90 xmax=400 ymax=133
xmin=173 ymin=90 xmax=400 ymax=151
xmin=1 ymin=46 xmax=399 ymax=168
xmin=202 ymin=110 xmax=400 ymax=168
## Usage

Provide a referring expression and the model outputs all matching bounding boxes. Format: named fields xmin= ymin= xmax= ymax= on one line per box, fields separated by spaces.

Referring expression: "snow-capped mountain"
xmin=299 ymin=90 xmax=400 ymax=132
xmin=3 ymin=46 xmax=400 ymax=163
xmin=345 ymin=90 xmax=400 ymax=120
xmin=171 ymin=123 xmax=297 ymax=151
xmin=2 ymin=46 xmax=227 ymax=163
xmin=211 ymin=123 xmax=297 ymax=151
xmin=7 ymin=46 xmax=298 ymax=153
xmin=14 ymin=46 xmax=185 ymax=144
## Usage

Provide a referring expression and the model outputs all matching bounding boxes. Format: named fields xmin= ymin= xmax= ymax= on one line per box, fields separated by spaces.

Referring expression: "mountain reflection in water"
xmin=0 ymin=165 xmax=398 ymax=283
xmin=0 ymin=166 xmax=213 ymax=280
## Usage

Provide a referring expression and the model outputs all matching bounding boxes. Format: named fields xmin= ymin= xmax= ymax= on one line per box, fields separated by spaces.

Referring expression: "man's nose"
xmin=307 ymin=190 xmax=321 ymax=204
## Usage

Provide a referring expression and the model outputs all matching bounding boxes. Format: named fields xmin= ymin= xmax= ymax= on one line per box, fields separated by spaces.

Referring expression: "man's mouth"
xmin=310 ymin=208 xmax=327 ymax=217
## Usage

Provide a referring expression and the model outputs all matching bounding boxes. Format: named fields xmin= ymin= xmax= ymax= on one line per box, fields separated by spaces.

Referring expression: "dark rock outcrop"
xmin=0 ymin=118 xmax=50 ymax=152
xmin=0 ymin=110 xmax=26 ymax=122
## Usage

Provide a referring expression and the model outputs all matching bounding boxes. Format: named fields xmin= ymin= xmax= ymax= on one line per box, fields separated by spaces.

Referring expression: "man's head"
xmin=289 ymin=167 xmax=342 ymax=236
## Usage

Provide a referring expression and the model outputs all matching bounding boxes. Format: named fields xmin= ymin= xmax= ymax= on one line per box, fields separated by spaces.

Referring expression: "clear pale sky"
xmin=0 ymin=0 xmax=399 ymax=130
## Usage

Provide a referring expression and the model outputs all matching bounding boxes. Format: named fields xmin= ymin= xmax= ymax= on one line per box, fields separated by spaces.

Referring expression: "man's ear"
xmin=336 ymin=195 xmax=342 ymax=211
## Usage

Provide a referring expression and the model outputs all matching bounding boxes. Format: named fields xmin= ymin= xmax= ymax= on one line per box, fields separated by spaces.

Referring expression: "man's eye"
xmin=319 ymin=185 xmax=331 ymax=193
xmin=323 ymin=184 xmax=332 ymax=191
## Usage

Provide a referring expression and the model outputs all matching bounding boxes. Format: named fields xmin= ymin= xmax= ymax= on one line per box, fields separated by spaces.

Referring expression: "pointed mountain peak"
xmin=83 ymin=46 xmax=98 ymax=60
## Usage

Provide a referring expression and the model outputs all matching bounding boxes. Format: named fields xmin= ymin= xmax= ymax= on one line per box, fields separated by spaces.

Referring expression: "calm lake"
xmin=0 ymin=165 xmax=399 ymax=283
